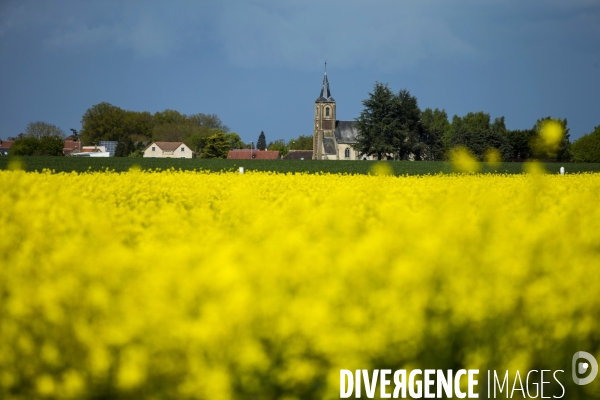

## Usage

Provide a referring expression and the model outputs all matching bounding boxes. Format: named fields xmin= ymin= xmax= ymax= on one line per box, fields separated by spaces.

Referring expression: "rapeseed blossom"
xmin=1 ymin=170 xmax=599 ymax=399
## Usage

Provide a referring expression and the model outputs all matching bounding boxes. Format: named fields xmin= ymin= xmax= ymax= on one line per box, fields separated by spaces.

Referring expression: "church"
xmin=312 ymin=66 xmax=371 ymax=160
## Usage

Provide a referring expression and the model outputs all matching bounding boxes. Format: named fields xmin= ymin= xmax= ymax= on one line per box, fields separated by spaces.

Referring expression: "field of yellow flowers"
xmin=1 ymin=166 xmax=600 ymax=399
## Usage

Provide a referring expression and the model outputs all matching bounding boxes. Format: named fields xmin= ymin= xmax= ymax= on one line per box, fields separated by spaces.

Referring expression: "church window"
xmin=325 ymin=107 xmax=330 ymax=117
xmin=345 ymin=148 xmax=350 ymax=158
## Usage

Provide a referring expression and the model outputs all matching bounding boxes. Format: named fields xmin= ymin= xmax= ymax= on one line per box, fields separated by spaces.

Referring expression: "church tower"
xmin=313 ymin=62 xmax=336 ymax=160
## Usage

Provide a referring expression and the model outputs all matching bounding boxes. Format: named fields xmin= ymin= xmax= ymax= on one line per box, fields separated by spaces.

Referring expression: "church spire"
xmin=316 ymin=61 xmax=334 ymax=102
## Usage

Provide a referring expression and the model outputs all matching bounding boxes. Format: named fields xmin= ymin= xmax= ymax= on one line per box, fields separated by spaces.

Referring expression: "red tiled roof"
xmin=63 ymin=140 xmax=81 ymax=156
xmin=63 ymin=140 xmax=80 ymax=149
xmin=227 ymin=150 xmax=280 ymax=160
xmin=0 ymin=140 xmax=15 ymax=149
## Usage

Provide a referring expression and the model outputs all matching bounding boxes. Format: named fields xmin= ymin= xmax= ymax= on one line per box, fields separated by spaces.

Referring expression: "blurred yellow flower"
xmin=450 ymin=146 xmax=480 ymax=173
xmin=1 ymin=169 xmax=599 ymax=399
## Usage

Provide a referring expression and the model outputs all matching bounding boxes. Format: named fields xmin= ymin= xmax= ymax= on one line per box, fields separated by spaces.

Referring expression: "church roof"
xmin=334 ymin=120 xmax=360 ymax=144
xmin=316 ymin=70 xmax=335 ymax=103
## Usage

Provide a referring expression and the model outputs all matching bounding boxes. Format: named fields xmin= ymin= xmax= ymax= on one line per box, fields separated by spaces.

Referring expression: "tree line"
xmin=78 ymin=102 xmax=245 ymax=157
xmin=7 ymin=102 xmax=315 ymax=158
xmin=353 ymin=82 xmax=592 ymax=162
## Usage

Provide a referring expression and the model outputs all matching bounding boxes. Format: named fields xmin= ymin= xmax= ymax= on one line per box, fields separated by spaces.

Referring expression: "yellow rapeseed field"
xmin=1 ymin=168 xmax=600 ymax=399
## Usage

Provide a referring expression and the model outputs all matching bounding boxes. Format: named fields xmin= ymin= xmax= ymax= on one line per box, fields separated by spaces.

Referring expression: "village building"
xmin=143 ymin=142 xmax=193 ymax=158
xmin=283 ymin=150 xmax=313 ymax=160
xmin=0 ymin=140 xmax=14 ymax=156
xmin=313 ymin=66 xmax=371 ymax=160
xmin=227 ymin=149 xmax=281 ymax=160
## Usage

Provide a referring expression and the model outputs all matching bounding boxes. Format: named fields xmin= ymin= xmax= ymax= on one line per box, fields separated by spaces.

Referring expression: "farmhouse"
xmin=313 ymin=66 xmax=371 ymax=160
xmin=144 ymin=142 xmax=193 ymax=158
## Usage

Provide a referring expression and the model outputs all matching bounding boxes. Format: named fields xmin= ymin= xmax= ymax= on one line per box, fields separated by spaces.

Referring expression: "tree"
xmin=257 ymin=131 xmax=267 ymax=151
xmin=267 ymin=139 xmax=289 ymax=156
xmin=9 ymin=135 xmax=63 ymax=156
xmin=153 ymin=109 xmax=187 ymax=125
xmin=354 ymin=83 xmax=400 ymax=160
xmin=571 ymin=125 xmax=600 ymax=162
xmin=24 ymin=121 xmax=65 ymax=139
xmin=531 ymin=117 xmax=571 ymax=161
xmin=420 ymin=108 xmax=449 ymax=161
xmin=448 ymin=112 xmax=512 ymax=161
xmin=7 ymin=133 xmax=25 ymax=141
xmin=188 ymin=113 xmax=229 ymax=132
xmin=289 ymin=135 xmax=313 ymax=150
xmin=124 ymin=111 xmax=153 ymax=140
xmin=504 ymin=129 xmax=536 ymax=161
xmin=114 ymin=136 xmax=136 ymax=157
xmin=392 ymin=89 xmax=422 ymax=160
xmin=9 ymin=137 xmax=41 ymax=156
xmin=80 ymin=102 xmax=127 ymax=144
xmin=153 ymin=122 xmax=195 ymax=143
xmin=38 ymin=136 xmax=64 ymax=156
xmin=185 ymin=128 xmax=216 ymax=155
xmin=225 ymin=132 xmax=245 ymax=149
xmin=201 ymin=132 xmax=230 ymax=158
xmin=80 ymin=103 xmax=153 ymax=145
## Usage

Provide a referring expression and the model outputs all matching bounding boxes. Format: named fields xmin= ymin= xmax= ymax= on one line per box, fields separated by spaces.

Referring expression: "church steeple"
xmin=313 ymin=62 xmax=336 ymax=160
xmin=316 ymin=61 xmax=334 ymax=102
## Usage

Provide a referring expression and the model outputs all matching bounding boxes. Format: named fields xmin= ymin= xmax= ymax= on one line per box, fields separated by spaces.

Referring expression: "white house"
xmin=143 ymin=142 xmax=193 ymax=158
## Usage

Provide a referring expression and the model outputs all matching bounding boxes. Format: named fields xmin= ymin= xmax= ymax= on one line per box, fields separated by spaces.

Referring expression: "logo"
xmin=572 ymin=351 xmax=598 ymax=385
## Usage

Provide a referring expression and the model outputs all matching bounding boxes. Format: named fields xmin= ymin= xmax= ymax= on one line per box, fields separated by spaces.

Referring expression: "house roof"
xmin=0 ymin=140 xmax=14 ymax=149
xmin=334 ymin=120 xmax=360 ymax=144
xmin=151 ymin=142 xmax=185 ymax=152
xmin=63 ymin=140 xmax=81 ymax=156
xmin=283 ymin=150 xmax=313 ymax=160
xmin=227 ymin=149 xmax=280 ymax=160
xmin=63 ymin=140 xmax=80 ymax=149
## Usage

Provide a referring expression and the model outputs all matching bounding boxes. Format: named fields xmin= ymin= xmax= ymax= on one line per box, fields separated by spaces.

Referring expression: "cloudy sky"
xmin=1 ymin=0 xmax=599 ymax=143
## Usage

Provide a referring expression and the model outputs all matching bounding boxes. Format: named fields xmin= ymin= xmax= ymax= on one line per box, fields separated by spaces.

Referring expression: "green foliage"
xmin=9 ymin=137 xmax=41 ymax=156
xmin=354 ymin=83 xmax=400 ymax=160
xmin=80 ymin=103 xmax=231 ymax=156
xmin=24 ymin=121 xmax=65 ymax=139
xmin=532 ymin=117 xmax=572 ymax=161
xmin=38 ymin=136 xmax=65 ymax=156
xmin=128 ymin=149 xmax=144 ymax=158
xmin=188 ymin=113 xmax=229 ymax=132
xmin=124 ymin=111 xmax=153 ymax=140
xmin=153 ymin=109 xmax=187 ymax=125
xmin=420 ymin=108 xmax=449 ymax=161
xmin=267 ymin=139 xmax=289 ymax=156
xmin=153 ymin=122 xmax=197 ymax=143
xmin=201 ymin=132 xmax=230 ymax=158
xmin=225 ymin=132 xmax=245 ymax=149
xmin=80 ymin=102 xmax=126 ymax=144
xmin=354 ymin=84 xmax=425 ymax=160
xmin=289 ymin=135 xmax=313 ymax=150
xmin=504 ymin=129 xmax=536 ymax=161
xmin=448 ymin=112 xmax=512 ymax=161
xmin=571 ymin=125 xmax=600 ymax=162
xmin=257 ymin=131 xmax=267 ymax=151
xmin=114 ymin=136 xmax=136 ymax=157
xmin=9 ymin=136 xmax=63 ymax=156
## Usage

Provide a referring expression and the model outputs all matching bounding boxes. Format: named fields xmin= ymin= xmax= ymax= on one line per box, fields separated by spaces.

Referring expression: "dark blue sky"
xmin=1 ymin=0 xmax=599 ymax=143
